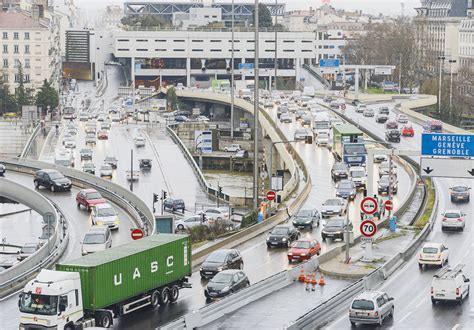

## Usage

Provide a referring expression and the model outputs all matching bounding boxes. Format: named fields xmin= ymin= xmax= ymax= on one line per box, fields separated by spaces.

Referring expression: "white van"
xmin=431 ymin=264 xmax=470 ymax=305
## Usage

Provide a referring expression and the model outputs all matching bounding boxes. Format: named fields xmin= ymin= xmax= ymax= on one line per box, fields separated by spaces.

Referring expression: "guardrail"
xmin=166 ymin=125 xmax=230 ymax=202
xmin=2 ymin=156 xmax=155 ymax=235
xmin=0 ymin=178 xmax=62 ymax=295
xmin=19 ymin=124 xmax=41 ymax=158
xmin=302 ymin=64 xmax=331 ymax=88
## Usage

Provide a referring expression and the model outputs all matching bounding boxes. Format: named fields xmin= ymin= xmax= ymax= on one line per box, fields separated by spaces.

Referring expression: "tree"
xmin=0 ymin=82 xmax=15 ymax=115
xmin=36 ymin=79 xmax=59 ymax=114
xmin=166 ymin=87 xmax=180 ymax=111
xmin=253 ymin=3 xmax=273 ymax=28
xmin=14 ymin=63 xmax=33 ymax=112
xmin=121 ymin=15 xmax=170 ymax=28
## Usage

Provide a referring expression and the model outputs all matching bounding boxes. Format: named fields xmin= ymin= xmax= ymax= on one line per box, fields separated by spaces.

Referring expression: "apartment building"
xmin=0 ymin=9 xmax=61 ymax=93
xmin=459 ymin=18 xmax=474 ymax=69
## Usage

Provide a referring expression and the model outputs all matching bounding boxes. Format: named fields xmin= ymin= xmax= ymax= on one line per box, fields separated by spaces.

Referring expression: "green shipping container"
xmin=56 ymin=234 xmax=191 ymax=311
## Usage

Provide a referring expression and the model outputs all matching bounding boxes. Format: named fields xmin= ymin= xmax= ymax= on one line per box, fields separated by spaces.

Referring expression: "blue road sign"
xmin=319 ymin=58 xmax=340 ymax=68
xmin=421 ymin=133 xmax=473 ymax=157
xmin=239 ymin=63 xmax=254 ymax=70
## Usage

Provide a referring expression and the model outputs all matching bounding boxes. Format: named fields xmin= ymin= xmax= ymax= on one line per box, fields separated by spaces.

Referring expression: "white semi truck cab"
xmin=19 ymin=270 xmax=90 ymax=330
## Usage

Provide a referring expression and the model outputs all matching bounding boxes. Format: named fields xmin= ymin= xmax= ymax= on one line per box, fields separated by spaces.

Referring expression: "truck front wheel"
xmin=96 ymin=311 xmax=113 ymax=328
xmin=169 ymin=285 xmax=180 ymax=303
xmin=159 ymin=287 xmax=170 ymax=305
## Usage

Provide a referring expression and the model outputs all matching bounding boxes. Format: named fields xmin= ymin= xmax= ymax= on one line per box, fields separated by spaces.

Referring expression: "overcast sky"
xmin=69 ymin=0 xmax=420 ymax=17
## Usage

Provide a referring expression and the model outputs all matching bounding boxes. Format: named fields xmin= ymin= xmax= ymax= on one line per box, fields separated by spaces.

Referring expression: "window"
xmin=13 ymin=32 xmax=19 ymax=40
xmin=173 ymin=40 xmax=185 ymax=42
xmin=117 ymin=48 xmax=129 ymax=51
xmin=24 ymin=32 xmax=30 ymax=40
xmin=24 ymin=74 xmax=30 ymax=82
xmin=2 ymin=45 xmax=7 ymax=54
xmin=136 ymin=49 xmax=148 ymax=51
xmin=136 ymin=39 xmax=148 ymax=42
xmin=14 ymin=74 xmax=20 ymax=82
xmin=210 ymin=40 xmax=221 ymax=42
xmin=302 ymin=40 xmax=312 ymax=43
xmin=117 ymin=39 xmax=129 ymax=42
xmin=265 ymin=40 xmax=275 ymax=43
xmin=14 ymin=59 xmax=20 ymax=68
xmin=14 ymin=45 xmax=19 ymax=54
xmin=173 ymin=49 xmax=185 ymax=51
xmin=283 ymin=40 xmax=295 ymax=43
xmin=2 ymin=74 xmax=7 ymax=82
xmin=25 ymin=59 xmax=30 ymax=68
xmin=2 ymin=32 xmax=7 ymax=40
xmin=155 ymin=39 xmax=166 ymax=42
xmin=192 ymin=40 xmax=203 ymax=42
xmin=25 ymin=45 xmax=30 ymax=54
xmin=192 ymin=49 xmax=203 ymax=52
xmin=3 ymin=59 xmax=8 ymax=68
xmin=210 ymin=49 xmax=221 ymax=52
xmin=155 ymin=49 xmax=166 ymax=51
xmin=75 ymin=290 xmax=79 ymax=306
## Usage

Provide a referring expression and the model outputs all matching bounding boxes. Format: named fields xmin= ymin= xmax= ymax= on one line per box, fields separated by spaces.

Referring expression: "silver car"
xmin=349 ymin=291 xmax=394 ymax=326
xmin=321 ymin=198 xmax=347 ymax=218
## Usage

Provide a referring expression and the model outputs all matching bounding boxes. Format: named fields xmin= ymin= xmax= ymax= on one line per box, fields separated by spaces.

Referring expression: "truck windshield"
xmin=19 ymin=293 xmax=58 ymax=316
xmin=344 ymin=144 xmax=366 ymax=154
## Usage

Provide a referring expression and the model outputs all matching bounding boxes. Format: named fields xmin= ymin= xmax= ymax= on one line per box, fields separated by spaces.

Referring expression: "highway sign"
xmin=384 ymin=200 xmax=393 ymax=211
xmin=131 ymin=228 xmax=144 ymax=240
xmin=421 ymin=133 xmax=473 ymax=157
xmin=420 ymin=157 xmax=474 ymax=178
xmin=360 ymin=197 xmax=378 ymax=215
xmin=319 ymin=58 xmax=340 ymax=68
xmin=195 ymin=130 xmax=213 ymax=154
xmin=266 ymin=190 xmax=276 ymax=201
xmin=360 ymin=220 xmax=377 ymax=238
xmin=374 ymin=67 xmax=392 ymax=75
xmin=239 ymin=63 xmax=254 ymax=70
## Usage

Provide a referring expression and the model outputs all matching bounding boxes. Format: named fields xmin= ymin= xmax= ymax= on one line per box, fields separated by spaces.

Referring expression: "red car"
xmin=287 ymin=239 xmax=321 ymax=262
xmin=401 ymin=125 xmax=414 ymax=137
xmin=76 ymin=188 xmax=106 ymax=211
xmin=97 ymin=130 xmax=108 ymax=140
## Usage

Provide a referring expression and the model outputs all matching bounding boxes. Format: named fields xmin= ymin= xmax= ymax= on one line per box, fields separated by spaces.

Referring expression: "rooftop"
xmin=0 ymin=11 xmax=48 ymax=29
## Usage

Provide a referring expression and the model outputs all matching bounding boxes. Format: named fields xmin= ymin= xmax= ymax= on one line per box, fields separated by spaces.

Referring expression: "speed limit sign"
xmin=360 ymin=220 xmax=377 ymax=238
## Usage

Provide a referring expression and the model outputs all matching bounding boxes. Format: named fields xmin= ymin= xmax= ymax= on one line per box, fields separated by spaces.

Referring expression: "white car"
xmin=79 ymin=112 xmax=89 ymax=121
xmin=82 ymin=226 xmax=112 ymax=256
xmin=85 ymin=133 xmax=96 ymax=144
xmin=294 ymin=128 xmax=311 ymax=141
xmin=356 ymin=104 xmax=368 ymax=113
xmin=110 ymin=113 xmax=121 ymax=122
xmin=316 ymin=131 xmax=330 ymax=146
xmin=224 ymin=144 xmax=241 ymax=152
xmin=134 ymin=135 xmax=146 ymax=147
xmin=374 ymin=154 xmax=388 ymax=163
xmin=431 ymin=264 xmax=470 ymax=305
xmin=363 ymin=108 xmax=374 ymax=117
xmin=63 ymin=138 xmax=76 ymax=149
xmin=441 ymin=210 xmax=466 ymax=231
xmin=200 ymin=208 xmax=230 ymax=223
xmin=175 ymin=215 xmax=207 ymax=231
xmin=126 ymin=170 xmax=140 ymax=181
xmin=418 ymin=243 xmax=449 ymax=268
xmin=396 ymin=114 xmax=408 ymax=123
xmin=196 ymin=115 xmax=210 ymax=122
xmin=263 ymin=100 xmax=274 ymax=108
xmin=349 ymin=166 xmax=367 ymax=189
xmin=99 ymin=164 xmax=113 ymax=178
xmin=90 ymin=203 xmax=120 ymax=229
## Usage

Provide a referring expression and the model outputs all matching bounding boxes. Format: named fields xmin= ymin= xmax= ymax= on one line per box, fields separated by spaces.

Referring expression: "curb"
xmin=318 ymin=263 xmax=371 ymax=280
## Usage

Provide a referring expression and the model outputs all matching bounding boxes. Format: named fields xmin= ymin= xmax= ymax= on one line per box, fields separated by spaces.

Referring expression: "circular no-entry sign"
xmin=360 ymin=197 xmax=378 ymax=215
xmin=384 ymin=200 xmax=393 ymax=211
xmin=266 ymin=190 xmax=276 ymax=201
xmin=360 ymin=220 xmax=377 ymax=238
xmin=131 ymin=228 xmax=145 ymax=240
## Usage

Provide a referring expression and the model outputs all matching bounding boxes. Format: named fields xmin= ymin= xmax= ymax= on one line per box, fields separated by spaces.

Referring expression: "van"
xmin=349 ymin=291 xmax=394 ymax=326
xmin=239 ymin=88 xmax=252 ymax=100
xmin=431 ymin=264 xmax=470 ymax=305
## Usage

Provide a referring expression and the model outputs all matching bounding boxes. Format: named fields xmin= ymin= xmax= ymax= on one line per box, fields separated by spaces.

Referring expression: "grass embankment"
xmin=413 ymin=178 xmax=435 ymax=229
xmin=366 ymin=87 xmax=398 ymax=94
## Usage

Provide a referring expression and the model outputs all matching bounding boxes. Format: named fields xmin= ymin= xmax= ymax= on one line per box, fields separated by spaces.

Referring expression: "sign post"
xmin=360 ymin=217 xmax=377 ymax=262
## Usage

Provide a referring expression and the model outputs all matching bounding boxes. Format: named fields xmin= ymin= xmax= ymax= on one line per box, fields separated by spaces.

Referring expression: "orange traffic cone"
xmin=311 ymin=273 xmax=317 ymax=291
xmin=298 ymin=269 xmax=306 ymax=283
xmin=319 ymin=274 xmax=326 ymax=286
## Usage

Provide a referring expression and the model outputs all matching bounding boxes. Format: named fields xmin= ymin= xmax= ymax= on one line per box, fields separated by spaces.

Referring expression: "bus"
xmin=332 ymin=124 xmax=366 ymax=166
xmin=191 ymin=75 xmax=212 ymax=89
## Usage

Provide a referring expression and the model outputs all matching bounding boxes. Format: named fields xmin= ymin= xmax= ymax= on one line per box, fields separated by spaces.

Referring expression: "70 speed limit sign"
xmin=360 ymin=220 xmax=377 ymax=238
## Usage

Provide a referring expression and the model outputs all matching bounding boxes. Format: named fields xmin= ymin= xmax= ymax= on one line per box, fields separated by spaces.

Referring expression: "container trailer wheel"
xmin=159 ymin=287 xmax=170 ymax=305
xmin=151 ymin=290 xmax=160 ymax=308
xmin=169 ymin=285 xmax=180 ymax=303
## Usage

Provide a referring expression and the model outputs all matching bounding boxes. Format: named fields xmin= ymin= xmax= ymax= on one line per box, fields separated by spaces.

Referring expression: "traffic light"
xmin=162 ymin=190 xmax=167 ymax=200
xmin=218 ymin=186 xmax=222 ymax=196
xmin=276 ymin=194 xmax=281 ymax=204
xmin=305 ymin=135 xmax=313 ymax=144
xmin=201 ymin=213 xmax=207 ymax=223
xmin=153 ymin=193 xmax=159 ymax=203
xmin=231 ymin=207 xmax=235 ymax=215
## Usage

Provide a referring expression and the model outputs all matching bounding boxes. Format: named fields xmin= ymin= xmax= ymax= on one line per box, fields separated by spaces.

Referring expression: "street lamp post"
xmin=448 ymin=59 xmax=456 ymax=114
xmin=253 ymin=0 xmax=260 ymax=210
xmin=437 ymin=55 xmax=445 ymax=115
xmin=230 ymin=0 xmax=235 ymax=139
xmin=274 ymin=0 xmax=278 ymax=93
xmin=398 ymin=53 xmax=402 ymax=94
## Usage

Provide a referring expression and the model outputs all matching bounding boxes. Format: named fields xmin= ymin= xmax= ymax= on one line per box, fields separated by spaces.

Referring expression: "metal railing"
xmin=19 ymin=124 xmax=41 ymax=158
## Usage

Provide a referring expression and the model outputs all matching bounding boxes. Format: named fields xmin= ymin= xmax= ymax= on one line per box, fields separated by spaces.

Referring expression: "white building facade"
xmin=459 ymin=18 xmax=474 ymax=69
xmin=112 ymin=29 xmax=317 ymax=88
xmin=0 ymin=10 xmax=61 ymax=93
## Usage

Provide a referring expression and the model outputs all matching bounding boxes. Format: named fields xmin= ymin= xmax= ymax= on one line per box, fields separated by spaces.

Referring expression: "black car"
xmin=331 ymin=162 xmax=349 ymax=181
xmin=200 ymin=249 xmax=243 ymax=279
xmin=204 ymin=270 xmax=249 ymax=299
xmin=292 ymin=209 xmax=320 ymax=229
xmin=335 ymin=179 xmax=357 ymax=200
xmin=385 ymin=121 xmax=398 ymax=129
xmin=163 ymin=198 xmax=185 ymax=213
xmin=378 ymin=175 xmax=398 ymax=195
xmin=321 ymin=217 xmax=353 ymax=241
xmin=33 ymin=169 xmax=71 ymax=192
xmin=450 ymin=185 xmax=471 ymax=203
xmin=324 ymin=96 xmax=334 ymax=103
xmin=375 ymin=114 xmax=389 ymax=123
xmin=385 ymin=129 xmax=401 ymax=143
xmin=139 ymin=158 xmax=152 ymax=170
xmin=0 ymin=163 xmax=5 ymax=176
xmin=351 ymin=99 xmax=361 ymax=106
xmin=266 ymin=225 xmax=300 ymax=248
